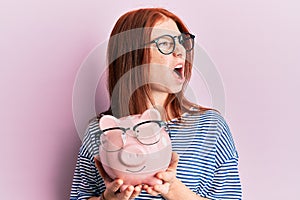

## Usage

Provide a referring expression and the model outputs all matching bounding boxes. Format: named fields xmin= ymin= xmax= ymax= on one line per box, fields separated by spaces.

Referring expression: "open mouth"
xmin=173 ymin=64 xmax=184 ymax=79
xmin=126 ymin=166 xmax=146 ymax=173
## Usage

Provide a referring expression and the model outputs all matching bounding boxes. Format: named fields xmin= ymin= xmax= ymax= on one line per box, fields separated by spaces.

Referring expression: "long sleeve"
xmin=205 ymin=113 xmax=242 ymax=199
xmin=169 ymin=110 xmax=242 ymax=199
xmin=70 ymin=120 xmax=105 ymax=200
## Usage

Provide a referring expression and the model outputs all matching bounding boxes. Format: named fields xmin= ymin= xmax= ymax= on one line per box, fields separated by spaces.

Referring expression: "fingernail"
xmin=128 ymin=186 xmax=134 ymax=191
xmin=117 ymin=179 xmax=123 ymax=185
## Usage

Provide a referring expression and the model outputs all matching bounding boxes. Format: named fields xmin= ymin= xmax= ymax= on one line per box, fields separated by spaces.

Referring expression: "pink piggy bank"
xmin=99 ymin=108 xmax=172 ymax=189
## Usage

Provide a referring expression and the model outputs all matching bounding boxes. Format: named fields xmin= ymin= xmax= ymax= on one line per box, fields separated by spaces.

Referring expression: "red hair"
xmin=105 ymin=8 xmax=211 ymax=119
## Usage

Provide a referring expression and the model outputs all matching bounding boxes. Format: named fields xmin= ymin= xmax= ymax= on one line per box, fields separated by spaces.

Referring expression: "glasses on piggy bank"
xmin=100 ymin=120 xmax=168 ymax=152
xmin=98 ymin=108 xmax=172 ymax=188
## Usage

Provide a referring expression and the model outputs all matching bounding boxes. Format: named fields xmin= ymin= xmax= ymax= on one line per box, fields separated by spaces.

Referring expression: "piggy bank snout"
xmin=119 ymin=145 xmax=146 ymax=167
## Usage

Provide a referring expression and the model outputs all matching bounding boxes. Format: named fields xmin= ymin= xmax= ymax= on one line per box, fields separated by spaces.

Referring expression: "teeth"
xmin=173 ymin=64 xmax=183 ymax=78
xmin=174 ymin=64 xmax=183 ymax=69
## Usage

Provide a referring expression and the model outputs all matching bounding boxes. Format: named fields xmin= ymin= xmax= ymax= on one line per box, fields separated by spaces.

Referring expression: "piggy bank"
xmin=99 ymin=108 xmax=172 ymax=188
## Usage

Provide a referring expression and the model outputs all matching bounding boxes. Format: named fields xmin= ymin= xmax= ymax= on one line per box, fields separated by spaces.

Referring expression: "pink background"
xmin=1 ymin=0 xmax=299 ymax=199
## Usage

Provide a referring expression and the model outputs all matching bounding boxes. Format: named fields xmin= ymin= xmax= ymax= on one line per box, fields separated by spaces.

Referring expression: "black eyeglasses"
xmin=148 ymin=32 xmax=195 ymax=55
xmin=100 ymin=120 xmax=168 ymax=152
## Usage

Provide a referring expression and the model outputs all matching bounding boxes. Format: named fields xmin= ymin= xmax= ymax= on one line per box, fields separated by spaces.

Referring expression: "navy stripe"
xmin=70 ymin=110 xmax=242 ymax=199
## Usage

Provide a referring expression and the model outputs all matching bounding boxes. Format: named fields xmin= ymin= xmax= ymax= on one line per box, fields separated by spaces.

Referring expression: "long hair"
xmin=106 ymin=8 xmax=212 ymax=119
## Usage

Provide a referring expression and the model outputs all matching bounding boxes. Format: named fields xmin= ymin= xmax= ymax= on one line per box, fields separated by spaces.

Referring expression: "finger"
xmin=157 ymin=170 xmax=174 ymax=182
xmin=153 ymin=182 xmax=170 ymax=195
xmin=168 ymin=152 xmax=179 ymax=170
xmin=107 ymin=179 xmax=123 ymax=193
xmin=145 ymin=186 xmax=160 ymax=196
xmin=130 ymin=185 xmax=142 ymax=199
xmin=156 ymin=152 xmax=179 ymax=181
xmin=121 ymin=185 xmax=134 ymax=200
xmin=120 ymin=184 xmax=129 ymax=192
xmin=94 ymin=156 xmax=112 ymax=182
xmin=142 ymin=184 xmax=149 ymax=190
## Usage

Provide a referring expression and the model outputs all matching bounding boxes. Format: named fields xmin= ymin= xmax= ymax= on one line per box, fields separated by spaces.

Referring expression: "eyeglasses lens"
xmin=180 ymin=33 xmax=194 ymax=52
xmin=135 ymin=121 xmax=162 ymax=145
xmin=101 ymin=129 xmax=124 ymax=152
xmin=156 ymin=33 xmax=194 ymax=54
xmin=157 ymin=35 xmax=175 ymax=54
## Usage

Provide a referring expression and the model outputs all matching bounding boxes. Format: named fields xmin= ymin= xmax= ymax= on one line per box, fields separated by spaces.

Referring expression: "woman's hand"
xmin=94 ymin=156 xmax=142 ymax=200
xmin=143 ymin=152 xmax=179 ymax=197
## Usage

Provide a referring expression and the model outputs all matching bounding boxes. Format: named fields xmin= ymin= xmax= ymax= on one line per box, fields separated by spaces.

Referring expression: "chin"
xmin=167 ymin=85 xmax=184 ymax=94
xmin=170 ymin=89 xmax=183 ymax=94
xmin=150 ymin=83 xmax=184 ymax=95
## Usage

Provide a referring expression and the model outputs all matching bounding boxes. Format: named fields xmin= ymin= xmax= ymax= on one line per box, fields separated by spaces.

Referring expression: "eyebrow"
xmin=151 ymin=29 xmax=181 ymax=36
xmin=151 ymin=33 xmax=182 ymax=41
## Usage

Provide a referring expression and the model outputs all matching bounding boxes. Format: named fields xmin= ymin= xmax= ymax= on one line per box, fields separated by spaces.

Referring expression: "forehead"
xmin=151 ymin=18 xmax=181 ymax=39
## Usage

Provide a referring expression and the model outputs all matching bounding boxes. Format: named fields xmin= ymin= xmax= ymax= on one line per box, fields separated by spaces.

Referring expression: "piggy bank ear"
xmin=140 ymin=108 xmax=161 ymax=121
xmin=99 ymin=115 xmax=119 ymax=130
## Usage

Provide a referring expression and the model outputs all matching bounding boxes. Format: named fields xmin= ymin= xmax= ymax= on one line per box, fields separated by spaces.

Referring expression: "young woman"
xmin=70 ymin=8 xmax=242 ymax=200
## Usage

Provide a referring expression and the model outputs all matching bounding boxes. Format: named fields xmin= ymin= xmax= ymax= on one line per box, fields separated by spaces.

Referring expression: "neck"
xmin=147 ymin=91 xmax=169 ymax=120
xmin=151 ymin=91 xmax=169 ymax=107
xmin=148 ymin=91 xmax=182 ymax=121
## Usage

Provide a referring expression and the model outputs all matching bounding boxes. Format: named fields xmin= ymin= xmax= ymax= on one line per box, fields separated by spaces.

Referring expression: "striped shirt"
xmin=70 ymin=110 xmax=242 ymax=199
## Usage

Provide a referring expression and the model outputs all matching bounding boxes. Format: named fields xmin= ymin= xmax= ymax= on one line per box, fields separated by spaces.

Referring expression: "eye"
xmin=156 ymin=35 xmax=174 ymax=50
xmin=100 ymin=128 xmax=124 ymax=152
xmin=158 ymin=41 xmax=173 ymax=48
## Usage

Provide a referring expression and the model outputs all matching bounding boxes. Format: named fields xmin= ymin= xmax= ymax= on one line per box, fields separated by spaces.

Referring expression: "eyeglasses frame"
xmin=100 ymin=120 xmax=169 ymax=152
xmin=148 ymin=32 xmax=195 ymax=55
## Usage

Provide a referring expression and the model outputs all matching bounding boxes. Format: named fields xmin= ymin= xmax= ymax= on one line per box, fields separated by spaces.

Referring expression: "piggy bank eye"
xmin=134 ymin=121 xmax=163 ymax=145
xmin=100 ymin=128 xmax=126 ymax=152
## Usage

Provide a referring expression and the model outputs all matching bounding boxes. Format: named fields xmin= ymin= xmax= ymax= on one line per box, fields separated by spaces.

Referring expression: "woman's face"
xmin=148 ymin=18 xmax=186 ymax=97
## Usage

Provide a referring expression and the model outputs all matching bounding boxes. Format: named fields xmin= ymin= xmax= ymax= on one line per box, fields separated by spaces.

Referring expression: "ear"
xmin=140 ymin=108 xmax=161 ymax=121
xmin=99 ymin=115 xmax=119 ymax=130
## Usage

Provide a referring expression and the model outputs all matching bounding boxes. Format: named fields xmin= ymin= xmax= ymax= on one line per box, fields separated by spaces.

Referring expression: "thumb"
xmin=168 ymin=152 xmax=179 ymax=171
xmin=94 ymin=156 xmax=112 ymax=182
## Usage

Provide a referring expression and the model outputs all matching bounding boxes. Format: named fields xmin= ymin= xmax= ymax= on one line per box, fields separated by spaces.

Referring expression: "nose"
xmin=172 ymin=40 xmax=185 ymax=58
xmin=119 ymin=144 xmax=146 ymax=167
